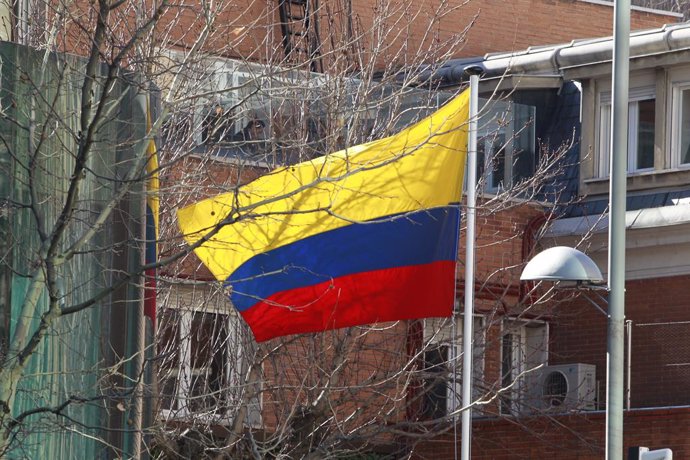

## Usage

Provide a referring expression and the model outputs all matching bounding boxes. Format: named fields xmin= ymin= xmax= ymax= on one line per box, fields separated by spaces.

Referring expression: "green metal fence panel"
xmin=0 ymin=42 xmax=147 ymax=459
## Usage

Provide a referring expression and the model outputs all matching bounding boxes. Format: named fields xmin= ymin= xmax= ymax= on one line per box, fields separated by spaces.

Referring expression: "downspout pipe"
xmin=520 ymin=213 xmax=549 ymax=302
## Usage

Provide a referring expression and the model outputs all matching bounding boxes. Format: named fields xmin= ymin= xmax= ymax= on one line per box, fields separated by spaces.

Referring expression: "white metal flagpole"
xmin=461 ymin=67 xmax=481 ymax=460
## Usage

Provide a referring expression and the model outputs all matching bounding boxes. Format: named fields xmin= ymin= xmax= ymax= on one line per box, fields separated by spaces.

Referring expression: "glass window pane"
xmin=500 ymin=333 xmax=516 ymax=414
xmin=512 ymin=104 xmax=536 ymax=185
xmin=422 ymin=345 xmax=449 ymax=419
xmin=681 ymin=89 xmax=690 ymax=165
xmin=477 ymin=134 xmax=505 ymax=191
xmin=488 ymin=133 xmax=506 ymax=190
xmin=189 ymin=312 xmax=229 ymax=412
xmin=636 ymin=98 xmax=655 ymax=170
xmin=158 ymin=310 xmax=180 ymax=370
xmin=475 ymin=99 xmax=536 ymax=189
xmin=599 ymin=103 xmax=611 ymax=177
xmin=158 ymin=310 xmax=181 ymax=411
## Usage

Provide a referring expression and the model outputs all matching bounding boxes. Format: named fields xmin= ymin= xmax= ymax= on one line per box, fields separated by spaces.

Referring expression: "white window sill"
xmin=583 ymin=167 xmax=690 ymax=194
xmin=586 ymin=166 xmax=690 ymax=183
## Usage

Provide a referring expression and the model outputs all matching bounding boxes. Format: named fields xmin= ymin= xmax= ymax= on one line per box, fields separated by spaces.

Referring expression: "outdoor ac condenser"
xmin=535 ymin=363 xmax=597 ymax=412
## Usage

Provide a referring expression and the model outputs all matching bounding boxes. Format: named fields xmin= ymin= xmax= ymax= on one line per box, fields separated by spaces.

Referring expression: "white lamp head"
xmin=520 ymin=246 xmax=604 ymax=285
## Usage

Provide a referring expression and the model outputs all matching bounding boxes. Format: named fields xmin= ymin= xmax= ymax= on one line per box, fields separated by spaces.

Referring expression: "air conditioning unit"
xmin=535 ymin=363 xmax=596 ymax=412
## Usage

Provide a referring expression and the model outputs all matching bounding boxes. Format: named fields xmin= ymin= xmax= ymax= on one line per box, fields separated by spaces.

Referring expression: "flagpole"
xmin=461 ymin=66 xmax=481 ymax=460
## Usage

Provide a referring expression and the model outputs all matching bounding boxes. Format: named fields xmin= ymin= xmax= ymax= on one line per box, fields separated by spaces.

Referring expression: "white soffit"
xmin=544 ymin=204 xmax=690 ymax=280
xmin=545 ymin=203 xmax=690 ymax=237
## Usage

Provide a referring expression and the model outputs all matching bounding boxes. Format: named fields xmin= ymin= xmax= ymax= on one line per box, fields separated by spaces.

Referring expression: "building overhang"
xmin=432 ymin=22 xmax=690 ymax=90
xmin=477 ymin=74 xmax=563 ymax=93
xmin=543 ymin=204 xmax=690 ymax=280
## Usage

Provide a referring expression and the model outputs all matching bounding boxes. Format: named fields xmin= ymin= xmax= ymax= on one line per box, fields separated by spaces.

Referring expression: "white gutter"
xmin=439 ymin=23 xmax=690 ymax=84
xmin=487 ymin=23 xmax=690 ymax=76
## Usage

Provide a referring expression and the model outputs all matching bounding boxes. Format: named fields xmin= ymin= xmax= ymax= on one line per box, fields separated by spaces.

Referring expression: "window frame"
xmin=422 ymin=314 xmax=485 ymax=419
xmin=476 ymin=99 xmax=537 ymax=193
xmin=192 ymin=61 xmax=269 ymax=148
xmin=499 ymin=318 xmax=549 ymax=416
xmin=158 ymin=286 xmax=262 ymax=426
xmin=597 ymin=86 xmax=656 ymax=177
xmin=669 ymin=79 xmax=690 ymax=169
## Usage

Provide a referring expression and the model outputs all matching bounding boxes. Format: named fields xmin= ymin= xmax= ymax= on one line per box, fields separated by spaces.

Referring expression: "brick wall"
xmin=454 ymin=0 xmax=680 ymax=57
xmin=344 ymin=0 xmax=679 ymax=70
xmin=161 ymin=155 xmax=265 ymax=279
xmin=550 ymin=274 xmax=690 ymax=409
xmin=469 ymin=201 xmax=544 ymax=293
xmin=259 ymin=322 xmax=411 ymax=433
xmin=411 ymin=407 xmax=690 ymax=459
xmin=144 ymin=0 xmax=681 ymax=71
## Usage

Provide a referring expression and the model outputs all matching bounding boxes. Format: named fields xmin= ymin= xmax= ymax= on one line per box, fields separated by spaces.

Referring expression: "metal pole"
xmin=608 ymin=1 xmax=629 ymax=458
xmin=461 ymin=68 xmax=480 ymax=460
xmin=626 ymin=320 xmax=632 ymax=411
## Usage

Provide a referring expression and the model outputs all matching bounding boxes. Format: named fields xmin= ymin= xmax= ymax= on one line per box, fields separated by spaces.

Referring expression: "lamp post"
xmin=608 ymin=1 xmax=630 ymax=458
xmin=521 ymin=4 xmax=629 ymax=458
xmin=521 ymin=246 xmax=623 ymax=458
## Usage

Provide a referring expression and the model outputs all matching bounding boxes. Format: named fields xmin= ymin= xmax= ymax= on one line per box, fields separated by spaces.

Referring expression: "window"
xmin=162 ymin=51 xmax=461 ymax=166
xmin=598 ymin=87 xmax=655 ymax=177
xmin=158 ymin=286 xmax=261 ymax=426
xmin=477 ymin=99 xmax=536 ymax=192
xmin=500 ymin=318 xmax=548 ymax=415
xmin=670 ymin=81 xmax=690 ymax=168
xmin=196 ymin=64 xmax=271 ymax=161
xmin=421 ymin=315 xmax=484 ymax=420
xmin=157 ymin=56 xmax=277 ymax=163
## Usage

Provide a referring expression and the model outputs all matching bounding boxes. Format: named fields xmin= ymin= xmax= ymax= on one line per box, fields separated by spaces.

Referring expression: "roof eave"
xmin=437 ymin=22 xmax=690 ymax=88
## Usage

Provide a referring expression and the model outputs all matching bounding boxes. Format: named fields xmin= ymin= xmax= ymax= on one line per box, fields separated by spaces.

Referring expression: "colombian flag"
xmin=178 ymin=89 xmax=469 ymax=341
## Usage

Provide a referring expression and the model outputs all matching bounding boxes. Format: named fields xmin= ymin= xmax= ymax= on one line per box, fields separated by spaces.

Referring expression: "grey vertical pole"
xmin=608 ymin=1 xmax=629 ymax=459
xmin=626 ymin=320 xmax=632 ymax=410
xmin=461 ymin=68 xmax=480 ymax=460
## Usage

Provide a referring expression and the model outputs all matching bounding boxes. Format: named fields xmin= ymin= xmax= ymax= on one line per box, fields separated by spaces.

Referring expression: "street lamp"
xmin=521 ymin=246 xmax=622 ymax=458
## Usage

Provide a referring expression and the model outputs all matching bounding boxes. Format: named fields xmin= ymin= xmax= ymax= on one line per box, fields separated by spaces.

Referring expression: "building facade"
xmin=412 ymin=21 xmax=690 ymax=458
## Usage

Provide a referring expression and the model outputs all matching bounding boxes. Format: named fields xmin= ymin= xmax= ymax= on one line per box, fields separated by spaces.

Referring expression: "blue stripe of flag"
xmin=145 ymin=205 xmax=157 ymax=264
xmin=227 ymin=206 xmax=460 ymax=311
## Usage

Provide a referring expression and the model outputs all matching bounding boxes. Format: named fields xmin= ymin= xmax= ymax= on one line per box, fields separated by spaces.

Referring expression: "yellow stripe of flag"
xmin=178 ymin=89 xmax=469 ymax=282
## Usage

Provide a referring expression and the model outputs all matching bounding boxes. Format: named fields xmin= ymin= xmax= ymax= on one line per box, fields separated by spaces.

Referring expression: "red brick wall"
xmin=456 ymin=0 xmax=679 ymax=57
xmin=345 ymin=0 xmax=679 ymax=70
xmin=160 ymin=155 xmax=265 ymax=279
xmin=259 ymin=322 xmax=411 ymax=432
xmin=550 ymin=274 xmax=690 ymax=409
xmin=468 ymin=201 xmax=544 ymax=296
xmin=411 ymin=407 xmax=690 ymax=459
xmin=143 ymin=0 xmax=680 ymax=71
